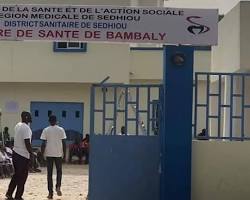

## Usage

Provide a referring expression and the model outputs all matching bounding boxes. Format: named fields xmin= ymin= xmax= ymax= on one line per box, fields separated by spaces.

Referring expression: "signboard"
xmin=0 ymin=5 xmax=218 ymax=45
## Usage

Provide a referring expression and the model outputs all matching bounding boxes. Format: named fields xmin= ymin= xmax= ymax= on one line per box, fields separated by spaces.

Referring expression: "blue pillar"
xmin=161 ymin=45 xmax=194 ymax=200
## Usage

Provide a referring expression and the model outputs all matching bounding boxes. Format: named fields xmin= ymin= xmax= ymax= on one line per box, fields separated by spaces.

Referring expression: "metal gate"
xmin=89 ymin=83 xmax=163 ymax=200
xmin=193 ymin=72 xmax=250 ymax=140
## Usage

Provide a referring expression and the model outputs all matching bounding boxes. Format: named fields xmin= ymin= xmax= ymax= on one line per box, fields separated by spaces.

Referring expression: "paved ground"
xmin=0 ymin=164 xmax=89 ymax=200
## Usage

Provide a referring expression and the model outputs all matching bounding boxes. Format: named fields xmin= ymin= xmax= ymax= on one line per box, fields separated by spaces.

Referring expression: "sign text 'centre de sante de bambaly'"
xmin=0 ymin=5 xmax=218 ymax=45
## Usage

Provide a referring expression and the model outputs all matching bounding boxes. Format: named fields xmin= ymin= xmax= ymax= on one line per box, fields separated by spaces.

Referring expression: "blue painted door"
xmin=30 ymin=102 xmax=84 ymax=141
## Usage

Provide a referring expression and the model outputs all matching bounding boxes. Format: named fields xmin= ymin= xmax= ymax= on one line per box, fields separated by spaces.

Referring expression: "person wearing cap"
xmin=40 ymin=115 xmax=67 ymax=199
xmin=6 ymin=111 xmax=33 ymax=200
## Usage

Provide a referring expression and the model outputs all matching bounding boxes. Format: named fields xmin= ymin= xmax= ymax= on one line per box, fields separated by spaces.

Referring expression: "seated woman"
xmin=81 ymin=134 xmax=89 ymax=165
xmin=68 ymin=137 xmax=83 ymax=164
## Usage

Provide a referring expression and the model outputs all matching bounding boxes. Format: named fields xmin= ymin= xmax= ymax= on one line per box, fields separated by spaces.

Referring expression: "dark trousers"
xmin=46 ymin=157 xmax=62 ymax=194
xmin=6 ymin=151 xmax=29 ymax=199
xmin=68 ymin=148 xmax=83 ymax=164
xmin=68 ymin=148 xmax=89 ymax=164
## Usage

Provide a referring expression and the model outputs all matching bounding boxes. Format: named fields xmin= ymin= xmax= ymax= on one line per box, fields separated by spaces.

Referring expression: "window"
xmin=62 ymin=110 xmax=67 ymax=118
xmin=75 ymin=111 xmax=80 ymax=118
xmin=48 ymin=110 xmax=52 ymax=117
xmin=35 ymin=110 xmax=39 ymax=117
xmin=53 ymin=42 xmax=87 ymax=52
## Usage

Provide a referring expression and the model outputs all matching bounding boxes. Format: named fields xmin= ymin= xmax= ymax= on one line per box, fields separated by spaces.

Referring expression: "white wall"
xmin=0 ymin=42 xmax=130 ymax=83
xmin=211 ymin=1 xmax=250 ymax=73
xmin=194 ymin=51 xmax=211 ymax=73
xmin=130 ymin=50 xmax=163 ymax=80
xmin=0 ymin=83 xmax=91 ymax=137
xmin=0 ymin=45 xmax=212 ymax=84
xmin=211 ymin=3 xmax=240 ymax=73
xmin=130 ymin=49 xmax=212 ymax=81
xmin=164 ymin=0 xmax=239 ymax=14
xmin=240 ymin=1 xmax=250 ymax=71
xmin=192 ymin=140 xmax=250 ymax=200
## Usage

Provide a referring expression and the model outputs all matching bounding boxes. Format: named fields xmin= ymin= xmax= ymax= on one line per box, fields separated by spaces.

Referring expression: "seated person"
xmin=68 ymin=137 xmax=83 ymax=164
xmin=118 ymin=126 xmax=126 ymax=135
xmin=0 ymin=145 xmax=13 ymax=177
xmin=197 ymin=128 xmax=209 ymax=140
xmin=81 ymin=134 xmax=89 ymax=164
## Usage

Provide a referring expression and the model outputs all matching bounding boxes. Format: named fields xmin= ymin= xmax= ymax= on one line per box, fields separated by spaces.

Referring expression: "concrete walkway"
xmin=0 ymin=164 xmax=88 ymax=200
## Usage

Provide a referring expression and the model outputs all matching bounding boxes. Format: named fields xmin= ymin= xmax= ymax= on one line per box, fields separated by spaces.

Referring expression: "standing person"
xmin=3 ymin=127 xmax=10 ymax=145
xmin=40 ymin=115 xmax=67 ymax=199
xmin=6 ymin=111 xmax=33 ymax=200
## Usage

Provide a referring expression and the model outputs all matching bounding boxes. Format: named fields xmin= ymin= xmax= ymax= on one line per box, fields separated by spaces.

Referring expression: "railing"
xmin=90 ymin=83 xmax=162 ymax=136
xmin=90 ymin=72 xmax=250 ymax=140
xmin=193 ymin=72 xmax=250 ymax=141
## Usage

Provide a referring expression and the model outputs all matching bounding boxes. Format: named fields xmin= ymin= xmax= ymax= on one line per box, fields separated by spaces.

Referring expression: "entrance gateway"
xmin=0 ymin=4 xmax=218 ymax=200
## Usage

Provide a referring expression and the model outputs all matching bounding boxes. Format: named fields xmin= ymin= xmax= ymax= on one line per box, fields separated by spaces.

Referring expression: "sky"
xmin=164 ymin=0 xmax=247 ymax=14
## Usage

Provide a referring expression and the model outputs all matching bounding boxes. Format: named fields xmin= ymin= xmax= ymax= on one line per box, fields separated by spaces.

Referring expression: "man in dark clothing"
xmin=6 ymin=111 xmax=33 ymax=200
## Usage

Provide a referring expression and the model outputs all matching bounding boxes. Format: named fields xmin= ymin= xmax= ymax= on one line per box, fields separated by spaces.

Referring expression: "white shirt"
xmin=40 ymin=125 xmax=67 ymax=157
xmin=13 ymin=122 xmax=32 ymax=159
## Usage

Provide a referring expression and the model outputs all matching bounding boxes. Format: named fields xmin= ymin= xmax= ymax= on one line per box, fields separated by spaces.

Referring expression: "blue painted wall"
xmin=30 ymin=102 xmax=84 ymax=141
xmin=89 ymin=135 xmax=160 ymax=200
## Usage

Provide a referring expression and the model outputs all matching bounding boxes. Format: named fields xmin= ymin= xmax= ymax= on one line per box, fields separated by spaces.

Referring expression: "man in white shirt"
xmin=6 ymin=111 xmax=33 ymax=200
xmin=40 ymin=115 xmax=67 ymax=199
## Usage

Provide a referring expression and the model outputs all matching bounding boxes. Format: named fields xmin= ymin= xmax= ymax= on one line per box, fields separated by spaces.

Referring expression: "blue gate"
xmin=89 ymin=45 xmax=194 ymax=200
xmin=89 ymin=83 xmax=162 ymax=200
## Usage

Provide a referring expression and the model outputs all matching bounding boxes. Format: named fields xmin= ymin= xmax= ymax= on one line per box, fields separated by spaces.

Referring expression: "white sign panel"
xmin=0 ymin=5 xmax=218 ymax=45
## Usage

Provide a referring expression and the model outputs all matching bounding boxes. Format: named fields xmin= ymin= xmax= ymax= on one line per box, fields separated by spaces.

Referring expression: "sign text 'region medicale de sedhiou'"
xmin=0 ymin=5 xmax=218 ymax=45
